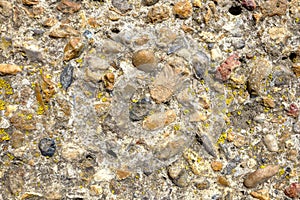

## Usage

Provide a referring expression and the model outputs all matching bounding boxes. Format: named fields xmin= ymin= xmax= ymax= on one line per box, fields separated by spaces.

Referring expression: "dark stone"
xmin=192 ymin=52 xmax=210 ymax=80
xmin=129 ymin=100 xmax=150 ymax=121
xmin=142 ymin=0 xmax=159 ymax=6
xmin=228 ymin=6 xmax=242 ymax=15
xmin=60 ymin=64 xmax=74 ymax=90
xmin=38 ymin=138 xmax=56 ymax=157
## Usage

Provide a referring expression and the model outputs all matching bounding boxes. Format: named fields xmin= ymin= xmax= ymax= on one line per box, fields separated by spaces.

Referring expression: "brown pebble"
xmin=292 ymin=64 xmax=300 ymax=77
xmin=116 ymin=169 xmax=131 ymax=180
xmin=49 ymin=25 xmax=80 ymax=38
xmin=173 ymin=0 xmax=193 ymax=19
xmin=217 ymin=176 xmax=230 ymax=187
xmin=284 ymin=183 xmax=300 ymax=198
xmin=262 ymin=96 xmax=275 ymax=108
xmin=57 ymin=0 xmax=81 ymax=14
xmin=211 ymin=161 xmax=223 ymax=171
xmin=22 ymin=0 xmax=39 ymax=5
xmin=244 ymin=165 xmax=279 ymax=188
xmin=132 ymin=49 xmax=157 ymax=72
xmin=142 ymin=110 xmax=176 ymax=130
xmin=147 ymin=5 xmax=170 ymax=23
xmin=63 ymin=37 xmax=84 ymax=61
xmin=250 ymin=189 xmax=270 ymax=200
xmin=43 ymin=17 xmax=58 ymax=27
xmin=0 ymin=64 xmax=22 ymax=75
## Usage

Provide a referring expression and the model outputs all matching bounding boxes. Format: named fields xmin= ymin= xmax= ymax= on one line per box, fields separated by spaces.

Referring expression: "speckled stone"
xmin=147 ymin=5 xmax=170 ymax=23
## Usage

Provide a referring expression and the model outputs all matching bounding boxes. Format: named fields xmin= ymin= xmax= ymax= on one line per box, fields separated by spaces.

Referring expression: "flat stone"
xmin=0 ymin=64 xmax=22 ymax=75
xmin=116 ymin=169 xmax=131 ymax=180
xmin=61 ymin=143 xmax=85 ymax=162
xmin=173 ymin=0 xmax=193 ymax=19
xmin=142 ymin=110 xmax=176 ymax=130
xmin=49 ymin=25 xmax=80 ymax=38
xmin=244 ymin=165 xmax=279 ymax=188
xmin=250 ymin=189 xmax=270 ymax=200
xmin=112 ymin=0 xmax=132 ymax=13
xmin=22 ymin=0 xmax=39 ymax=5
xmin=57 ymin=0 xmax=81 ymax=14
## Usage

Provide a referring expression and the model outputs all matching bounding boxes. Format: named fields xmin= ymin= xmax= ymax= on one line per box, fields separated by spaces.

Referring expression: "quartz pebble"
xmin=244 ymin=165 xmax=279 ymax=188
xmin=263 ymin=134 xmax=279 ymax=152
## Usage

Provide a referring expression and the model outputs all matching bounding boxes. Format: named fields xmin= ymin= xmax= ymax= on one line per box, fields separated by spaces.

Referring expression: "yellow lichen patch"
xmin=217 ymin=131 xmax=227 ymax=144
xmin=0 ymin=78 xmax=13 ymax=95
xmin=0 ymin=99 xmax=6 ymax=110
xmin=0 ymin=129 xmax=10 ymax=141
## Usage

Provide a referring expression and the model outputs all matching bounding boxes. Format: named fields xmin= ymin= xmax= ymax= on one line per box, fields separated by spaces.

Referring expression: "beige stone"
xmin=0 ymin=64 xmax=22 ymax=75
xmin=173 ymin=0 xmax=193 ymax=19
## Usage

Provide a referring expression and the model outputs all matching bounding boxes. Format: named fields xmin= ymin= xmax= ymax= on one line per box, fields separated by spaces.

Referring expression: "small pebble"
xmin=244 ymin=165 xmax=279 ymax=188
xmin=57 ymin=0 xmax=81 ymax=14
xmin=142 ymin=0 xmax=159 ymax=6
xmin=217 ymin=176 xmax=230 ymax=187
xmin=63 ymin=37 xmax=84 ymax=61
xmin=83 ymin=30 xmax=93 ymax=39
xmin=132 ymin=49 xmax=157 ymax=72
xmin=38 ymin=138 xmax=56 ymax=157
xmin=250 ymin=189 xmax=270 ymax=200
xmin=194 ymin=179 xmax=210 ymax=190
xmin=241 ymin=0 xmax=256 ymax=11
xmin=147 ymin=5 xmax=170 ymax=23
xmin=263 ymin=134 xmax=279 ymax=152
xmin=173 ymin=0 xmax=193 ymax=19
xmin=60 ymin=64 xmax=74 ymax=90
xmin=211 ymin=161 xmax=223 ymax=171
xmin=284 ymin=183 xmax=300 ymax=198
xmin=112 ymin=0 xmax=132 ymax=13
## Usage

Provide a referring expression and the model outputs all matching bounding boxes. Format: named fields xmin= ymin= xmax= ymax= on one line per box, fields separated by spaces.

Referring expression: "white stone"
xmin=93 ymin=168 xmax=115 ymax=182
xmin=263 ymin=134 xmax=279 ymax=152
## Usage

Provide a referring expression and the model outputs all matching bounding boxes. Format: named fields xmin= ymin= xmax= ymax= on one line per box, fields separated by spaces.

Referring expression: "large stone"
xmin=244 ymin=165 xmax=279 ymax=188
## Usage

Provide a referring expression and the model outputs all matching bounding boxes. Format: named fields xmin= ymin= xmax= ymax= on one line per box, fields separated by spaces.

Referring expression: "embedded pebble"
xmin=247 ymin=59 xmax=272 ymax=96
xmin=263 ymin=134 xmax=279 ymax=152
xmin=0 ymin=64 xmax=22 ymax=75
xmin=292 ymin=64 xmax=300 ymax=77
xmin=241 ymin=0 xmax=256 ymax=11
xmin=216 ymin=54 xmax=241 ymax=81
xmin=211 ymin=161 xmax=223 ymax=171
xmin=194 ymin=179 xmax=210 ymax=190
xmin=22 ymin=0 xmax=39 ymax=5
xmin=112 ymin=0 xmax=132 ymax=13
xmin=132 ymin=49 xmax=157 ymax=72
xmin=38 ymin=138 xmax=56 ymax=157
xmin=284 ymin=183 xmax=300 ymax=198
xmin=57 ymin=0 xmax=81 ymax=14
xmin=142 ymin=110 xmax=176 ymax=130
xmin=168 ymin=161 xmax=189 ymax=187
xmin=63 ymin=37 xmax=84 ymax=61
xmin=60 ymin=64 xmax=74 ymax=90
xmin=244 ymin=165 xmax=279 ymax=188
xmin=61 ymin=143 xmax=85 ymax=162
xmin=250 ymin=189 xmax=270 ymax=200
xmin=217 ymin=176 xmax=230 ymax=187
xmin=142 ymin=0 xmax=159 ymax=6
xmin=147 ymin=5 xmax=170 ymax=23
xmin=173 ymin=0 xmax=193 ymax=19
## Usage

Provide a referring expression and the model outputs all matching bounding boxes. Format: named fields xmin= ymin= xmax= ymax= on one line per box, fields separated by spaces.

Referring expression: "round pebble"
xmin=38 ymin=138 xmax=56 ymax=157
xmin=132 ymin=49 xmax=157 ymax=72
xmin=263 ymin=134 xmax=279 ymax=152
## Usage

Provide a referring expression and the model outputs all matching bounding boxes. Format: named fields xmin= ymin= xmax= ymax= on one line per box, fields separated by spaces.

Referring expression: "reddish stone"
xmin=287 ymin=103 xmax=299 ymax=118
xmin=241 ymin=0 xmax=256 ymax=11
xmin=216 ymin=54 xmax=241 ymax=81
xmin=284 ymin=183 xmax=300 ymax=198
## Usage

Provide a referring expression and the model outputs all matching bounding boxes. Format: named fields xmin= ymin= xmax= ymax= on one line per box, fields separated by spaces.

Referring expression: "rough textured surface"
xmin=0 ymin=0 xmax=299 ymax=199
